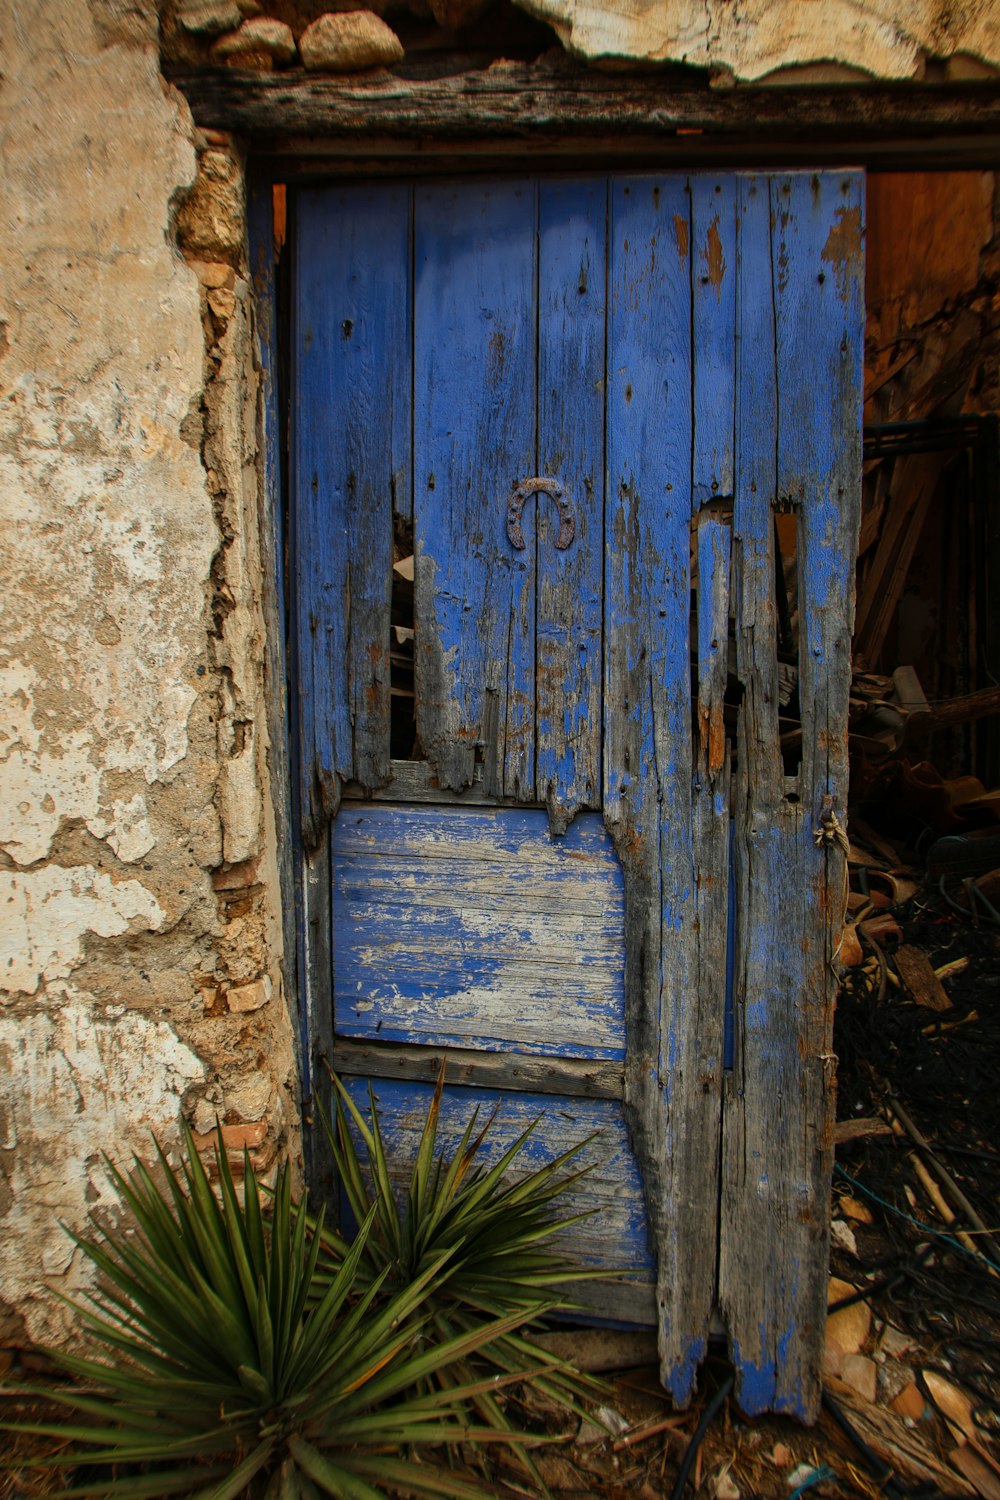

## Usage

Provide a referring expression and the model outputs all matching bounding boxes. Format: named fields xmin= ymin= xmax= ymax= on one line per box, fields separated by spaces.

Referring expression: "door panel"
xmin=413 ymin=181 xmax=538 ymax=800
xmin=340 ymin=1075 xmax=657 ymax=1324
xmin=333 ymin=806 xmax=625 ymax=1059
xmin=536 ymin=179 xmax=607 ymax=830
xmin=291 ymin=171 xmax=863 ymax=1418
xmin=720 ymin=173 xmax=863 ymax=1416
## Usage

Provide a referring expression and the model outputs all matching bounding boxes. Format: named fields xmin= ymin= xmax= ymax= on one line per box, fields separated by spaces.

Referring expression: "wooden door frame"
xmin=236 ymin=66 xmax=998 ymax=1412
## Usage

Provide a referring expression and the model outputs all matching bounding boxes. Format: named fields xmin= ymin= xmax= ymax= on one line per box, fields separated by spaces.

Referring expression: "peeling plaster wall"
xmin=0 ymin=0 xmax=297 ymax=1344
xmin=513 ymin=0 xmax=1000 ymax=80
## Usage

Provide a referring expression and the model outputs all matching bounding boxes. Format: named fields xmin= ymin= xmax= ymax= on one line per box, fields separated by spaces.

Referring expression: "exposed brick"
xmin=193 ymin=1120 xmax=267 ymax=1153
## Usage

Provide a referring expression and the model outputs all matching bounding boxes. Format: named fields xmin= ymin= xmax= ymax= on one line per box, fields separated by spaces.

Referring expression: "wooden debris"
xmin=894 ymin=943 xmax=953 ymax=1011
xmin=950 ymin=1445 xmax=1000 ymax=1500
xmin=823 ymin=1377 xmax=976 ymax=1494
xmin=833 ymin=1116 xmax=894 ymax=1145
xmin=842 ymin=1353 xmax=879 ymax=1402
xmin=923 ymin=1370 xmax=977 ymax=1444
xmin=535 ymin=1329 xmax=658 ymax=1374
xmin=892 ymin=1382 xmax=927 ymax=1421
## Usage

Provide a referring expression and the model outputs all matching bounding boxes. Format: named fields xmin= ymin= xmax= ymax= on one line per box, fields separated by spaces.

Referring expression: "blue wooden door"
xmin=292 ymin=173 xmax=863 ymax=1417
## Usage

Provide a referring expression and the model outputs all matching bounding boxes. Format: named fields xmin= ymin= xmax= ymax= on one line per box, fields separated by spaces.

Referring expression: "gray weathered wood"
xmin=303 ymin=833 xmax=337 ymax=1208
xmin=247 ymin=178 xmax=300 ymax=1071
xmin=172 ymin=65 xmax=1000 ymax=169
xmin=331 ymin=1037 xmax=624 ymax=1099
xmin=719 ymin=171 xmax=862 ymax=1420
xmin=604 ymin=176 xmax=711 ymax=1407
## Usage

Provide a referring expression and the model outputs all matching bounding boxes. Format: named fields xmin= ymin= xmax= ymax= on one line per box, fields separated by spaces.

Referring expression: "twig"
xmin=885 ymin=1094 xmax=1000 ymax=1268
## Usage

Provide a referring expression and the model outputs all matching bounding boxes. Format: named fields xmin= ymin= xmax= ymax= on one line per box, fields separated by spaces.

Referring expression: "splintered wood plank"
xmin=720 ymin=172 xmax=863 ymax=1421
xmin=692 ymin=175 xmax=736 ymax=508
xmin=685 ymin=173 xmax=736 ymax=1400
xmin=536 ymin=178 xmax=606 ymax=832
xmin=413 ymin=181 xmax=537 ymax=798
xmin=332 ymin=806 xmax=625 ymax=1059
xmin=293 ymin=185 xmax=409 ymax=837
xmin=605 ymin=175 xmax=705 ymax=1404
xmin=339 ymin=1076 xmax=656 ymax=1324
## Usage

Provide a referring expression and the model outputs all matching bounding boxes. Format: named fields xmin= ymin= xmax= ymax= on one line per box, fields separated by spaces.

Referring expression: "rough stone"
xmin=210 ymin=17 xmax=297 ymax=66
xmin=178 ymin=0 xmax=242 ymax=35
xmin=511 ymin=0 xmax=1000 ymax=82
xmin=225 ymin=975 xmax=272 ymax=1012
xmin=299 ymin=11 xmax=405 ymax=71
xmin=175 ymin=146 xmax=246 ymax=263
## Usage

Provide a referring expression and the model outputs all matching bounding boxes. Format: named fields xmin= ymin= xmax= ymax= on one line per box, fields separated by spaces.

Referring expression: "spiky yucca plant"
xmin=3 ymin=1127 xmax=552 ymax=1500
xmin=316 ymin=1070 xmax=608 ymax=1438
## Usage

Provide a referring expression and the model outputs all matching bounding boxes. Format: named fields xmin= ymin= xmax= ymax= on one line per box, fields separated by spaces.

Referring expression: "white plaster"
xmin=0 ymin=865 xmax=164 ymax=996
xmin=0 ymin=995 xmax=205 ymax=1343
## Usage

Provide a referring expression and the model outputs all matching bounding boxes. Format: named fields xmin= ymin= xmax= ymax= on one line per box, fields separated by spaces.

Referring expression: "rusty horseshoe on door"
xmin=506 ymin=477 xmax=575 ymax=551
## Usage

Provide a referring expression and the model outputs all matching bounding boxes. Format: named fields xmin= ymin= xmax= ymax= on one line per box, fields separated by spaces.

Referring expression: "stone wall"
xmin=0 ymin=0 xmax=297 ymax=1345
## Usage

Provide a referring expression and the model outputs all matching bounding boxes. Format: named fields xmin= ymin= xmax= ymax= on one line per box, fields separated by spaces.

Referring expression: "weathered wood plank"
xmin=333 ymin=806 xmax=625 ymax=1059
xmin=720 ymin=172 xmax=862 ymax=1420
xmin=413 ymin=181 xmax=537 ymax=797
xmin=536 ymin=178 xmax=606 ymax=832
xmin=338 ymin=1075 xmax=656 ymax=1322
xmin=173 ymin=66 xmax=1000 ymax=168
xmin=684 ymin=172 xmax=737 ymax=1400
xmin=332 ymin=1037 xmax=625 ymax=1099
xmin=605 ymin=175 xmax=708 ymax=1404
xmin=293 ymin=185 xmax=408 ymax=835
xmin=247 ymin=179 xmax=300 ymax=1057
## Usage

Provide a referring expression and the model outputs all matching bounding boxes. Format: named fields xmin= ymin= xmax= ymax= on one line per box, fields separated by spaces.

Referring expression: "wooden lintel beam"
xmin=169 ymin=63 xmax=1000 ymax=163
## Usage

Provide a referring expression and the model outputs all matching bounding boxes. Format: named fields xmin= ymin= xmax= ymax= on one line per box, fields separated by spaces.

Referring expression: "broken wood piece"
xmin=837 ymin=924 xmax=864 ymax=969
xmin=533 ymin=1329 xmax=658 ymax=1374
xmin=833 ymin=1117 xmax=894 ymax=1145
xmin=893 ymin=944 xmax=953 ymax=1012
xmin=858 ymin=912 xmax=903 ymax=946
xmin=822 ymin=1378 xmax=975 ymax=1494
xmin=950 ymin=1444 xmax=1000 ymax=1500
xmin=907 ymin=685 xmax=1000 ymax=738
xmin=922 ymin=1370 xmax=977 ymax=1445
xmin=886 ymin=1095 xmax=1000 ymax=1271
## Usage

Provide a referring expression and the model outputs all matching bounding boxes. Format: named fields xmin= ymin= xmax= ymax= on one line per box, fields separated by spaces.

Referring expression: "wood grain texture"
xmin=536 ymin=178 xmax=606 ymax=832
xmin=339 ymin=1075 xmax=656 ymax=1323
xmin=413 ymin=181 xmax=537 ymax=797
xmin=293 ymin=185 xmax=409 ymax=836
xmin=173 ymin=65 xmax=1000 ymax=169
xmin=332 ymin=1037 xmax=625 ymax=1098
xmin=604 ymin=176 xmax=711 ymax=1405
xmin=719 ymin=172 xmax=862 ymax=1420
xmin=333 ymin=805 xmax=625 ymax=1058
xmin=247 ymin=179 xmax=299 ymax=1056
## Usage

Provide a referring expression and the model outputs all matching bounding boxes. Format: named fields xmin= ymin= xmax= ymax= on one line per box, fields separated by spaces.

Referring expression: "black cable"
xmin=670 ymin=1371 xmax=735 ymax=1500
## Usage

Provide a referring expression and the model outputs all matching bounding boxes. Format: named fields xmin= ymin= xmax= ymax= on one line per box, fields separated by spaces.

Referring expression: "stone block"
xmin=225 ymin=975 xmax=272 ymax=1012
xmin=300 ymin=11 xmax=404 ymax=71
